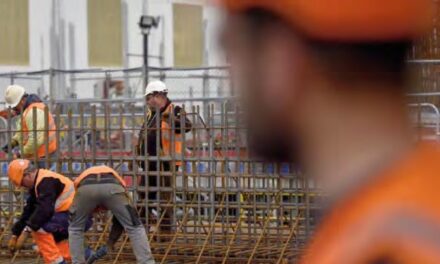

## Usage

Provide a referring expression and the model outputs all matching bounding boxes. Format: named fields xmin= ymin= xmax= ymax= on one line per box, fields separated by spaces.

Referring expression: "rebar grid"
xmin=0 ymin=99 xmax=318 ymax=263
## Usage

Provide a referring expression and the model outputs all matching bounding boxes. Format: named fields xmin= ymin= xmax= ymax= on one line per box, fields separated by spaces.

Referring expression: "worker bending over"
xmin=220 ymin=0 xmax=440 ymax=263
xmin=3 ymin=85 xmax=57 ymax=168
xmin=136 ymin=80 xmax=192 ymax=233
xmin=8 ymin=159 xmax=74 ymax=264
xmin=68 ymin=165 xmax=155 ymax=264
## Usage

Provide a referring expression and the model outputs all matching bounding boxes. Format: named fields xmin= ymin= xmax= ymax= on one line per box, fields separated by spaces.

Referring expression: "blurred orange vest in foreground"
xmin=301 ymin=143 xmax=440 ymax=264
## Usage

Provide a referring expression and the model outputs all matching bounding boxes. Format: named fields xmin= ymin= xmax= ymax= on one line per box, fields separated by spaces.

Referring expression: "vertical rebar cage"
xmin=0 ymin=67 xmax=319 ymax=263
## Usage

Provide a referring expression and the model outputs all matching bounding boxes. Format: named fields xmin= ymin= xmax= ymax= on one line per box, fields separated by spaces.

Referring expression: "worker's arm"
xmin=86 ymin=216 xmax=123 ymax=263
xmin=107 ymin=216 xmax=124 ymax=249
xmin=135 ymin=121 xmax=147 ymax=170
xmin=136 ymin=122 xmax=146 ymax=155
xmin=26 ymin=178 xmax=64 ymax=231
xmin=0 ymin=109 xmax=10 ymax=119
xmin=11 ymin=118 xmax=22 ymax=149
xmin=171 ymin=106 xmax=192 ymax=134
xmin=22 ymin=108 xmax=46 ymax=157
xmin=0 ymin=109 xmax=17 ymax=120
xmin=11 ymin=193 xmax=37 ymax=236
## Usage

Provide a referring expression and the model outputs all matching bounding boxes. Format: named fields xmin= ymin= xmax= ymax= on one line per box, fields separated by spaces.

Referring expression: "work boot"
xmin=85 ymin=246 xmax=94 ymax=260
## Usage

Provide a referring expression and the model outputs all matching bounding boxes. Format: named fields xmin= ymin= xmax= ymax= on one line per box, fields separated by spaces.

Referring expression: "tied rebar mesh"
xmin=0 ymin=87 xmax=319 ymax=263
xmin=0 ymin=61 xmax=438 ymax=263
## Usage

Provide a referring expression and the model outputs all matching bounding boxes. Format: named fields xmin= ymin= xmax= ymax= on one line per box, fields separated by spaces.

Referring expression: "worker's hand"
xmin=86 ymin=245 xmax=108 ymax=264
xmin=96 ymin=245 xmax=108 ymax=256
xmin=12 ymin=148 xmax=21 ymax=159
xmin=0 ymin=109 xmax=16 ymax=119
xmin=16 ymin=227 xmax=31 ymax=251
xmin=8 ymin=235 xmax=17 ymax=253
xmin=2 ymin=140 xmax=18 ymax=154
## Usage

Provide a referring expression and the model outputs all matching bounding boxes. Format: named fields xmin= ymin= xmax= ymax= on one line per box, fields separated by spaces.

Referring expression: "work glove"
xmin=2 ymin=140 xmax=18 ymax=154
xmin=0 ymin=109 xmax=17 ymax=119
xmin=86 ymin=245 xmax=108 ymax=264
xmin=16 ymin=227 xmax=31 ymax=251
xmin=12 ymin=148 xmax=21 ymax=159
xmin=8 ymin=235 xmax=17 ymax=253
xmin=84 ymin=246 xmax=95 ymax=260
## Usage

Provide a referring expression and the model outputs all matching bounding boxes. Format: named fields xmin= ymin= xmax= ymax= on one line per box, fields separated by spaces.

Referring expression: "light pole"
xmin=138 ymin=15 xmax=160 ymax=88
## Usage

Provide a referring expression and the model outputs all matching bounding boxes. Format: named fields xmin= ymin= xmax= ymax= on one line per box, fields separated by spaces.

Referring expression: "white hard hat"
xmin=144 ymin=80 xmax=168 ymax=96
xmin=5 ymin=85 xmax=25 ymax=108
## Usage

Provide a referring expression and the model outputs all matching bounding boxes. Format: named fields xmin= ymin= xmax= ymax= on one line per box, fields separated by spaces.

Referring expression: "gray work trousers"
xmin=68 ymin=183 xmax=155 ymax=264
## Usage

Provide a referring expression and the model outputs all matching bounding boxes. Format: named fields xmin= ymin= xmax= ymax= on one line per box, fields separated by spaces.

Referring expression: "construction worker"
xmin=136 ymin=80 xmax=192 ymax=233
xmin=220 ymin=0 xmax=440 ymax=263
xmin=7 ymin=159 xmax=74 ymax=264
xmin=68 ymin=165 xmax=155 ymax=264
xmin=2 ymin=85 xmax=57 ymax=168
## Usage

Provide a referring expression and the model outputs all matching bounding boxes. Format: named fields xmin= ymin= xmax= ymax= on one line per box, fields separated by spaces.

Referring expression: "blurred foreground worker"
xmin=8 ymin=159 xmax=74 ymax=264
xmin=221 ymin=0 xmax=440 ymax=263
xmin=68 ymin=165 xmax=155 ymax=264
xmin=136 ymin=80 xmax=192 ymax=232
xmin=3 ymin=85 xmax=57 ymax=168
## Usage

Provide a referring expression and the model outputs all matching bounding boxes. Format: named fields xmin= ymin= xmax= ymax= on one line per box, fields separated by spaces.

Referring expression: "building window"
xmin=87 ymin=0 xmax=123 ymax=67
xmin=173 ymin=3 xmax=204 ymax=67
xmin=0 ymin=0 xmax=29 ymax=65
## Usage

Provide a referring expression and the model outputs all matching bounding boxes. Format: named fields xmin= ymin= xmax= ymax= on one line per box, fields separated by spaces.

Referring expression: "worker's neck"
xmin=301 ymin=82 xmax=413 ymax=203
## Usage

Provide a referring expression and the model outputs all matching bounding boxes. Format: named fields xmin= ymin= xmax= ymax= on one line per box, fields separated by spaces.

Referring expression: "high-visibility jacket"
xmin=300 ymin=143 xmax=440 ymax=264
xmin=141 ymin=103 xmax=185 ymax=167
xmin=35 ymin=169 xmax=75 ymax=212
xmin=21 ymin=102 xmax=57 ymax=158
xmin=161 ymin=104 xmax=184 ymax=161
xmin=74 ymin=165 xmax=127 ymax=189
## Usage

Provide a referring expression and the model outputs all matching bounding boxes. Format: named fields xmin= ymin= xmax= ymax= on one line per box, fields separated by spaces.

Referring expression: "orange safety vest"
xmin=300 ymin=143 xmax=440 ymax=264
xmin=160 ymin=104 xmax=184 ymax=165
xmin=22 ymin=102 xmax=57 ymax=158
xmin=140 ymin=104 xmax=186 ymax=167
xmin=74 ymin=165 xmax=127 ymax=189
xmin=34 ymin=169 xmax=75 ymax=212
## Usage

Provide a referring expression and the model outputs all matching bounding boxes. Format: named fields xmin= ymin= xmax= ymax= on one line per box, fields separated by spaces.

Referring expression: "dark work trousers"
xmin=138 ymin=161 xmax=178 ymax=233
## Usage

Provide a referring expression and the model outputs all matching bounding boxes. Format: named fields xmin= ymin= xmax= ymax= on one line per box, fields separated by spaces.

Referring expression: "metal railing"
xmin=409 ymin=103 xmax=440 ymax=136
xmin=0 ymin=66 xmax=231 ymax=103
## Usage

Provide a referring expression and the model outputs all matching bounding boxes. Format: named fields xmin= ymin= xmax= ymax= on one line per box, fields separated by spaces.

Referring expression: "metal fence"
xmin=0 ymin=64 xmax=440 ymax=263
xmin=0 ymin=96 xmax=318 ymax=263
xmin=407 ymin=60 xmax=440 ymax=140
xmin=0 ymin=67 xmax=231 ymax=103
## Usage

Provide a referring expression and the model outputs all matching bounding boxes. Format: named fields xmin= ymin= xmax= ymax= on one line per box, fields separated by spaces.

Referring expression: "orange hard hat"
xmin=8 ymin=159 xmax=30 ymax=187
xmin=220 ymin=0 xmax=434 ymax=41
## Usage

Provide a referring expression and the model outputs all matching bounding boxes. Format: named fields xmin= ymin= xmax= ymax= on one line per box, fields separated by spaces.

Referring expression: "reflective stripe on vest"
xmin=34 ymin=169 xmax=74 ymax=212
xmin=22 ymin=102 xmax=57 ymax=158
xmin=74 ymin=165 xmax=127 ymax=189
xmin=54 ymin=184 xmax=74 ymax=211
